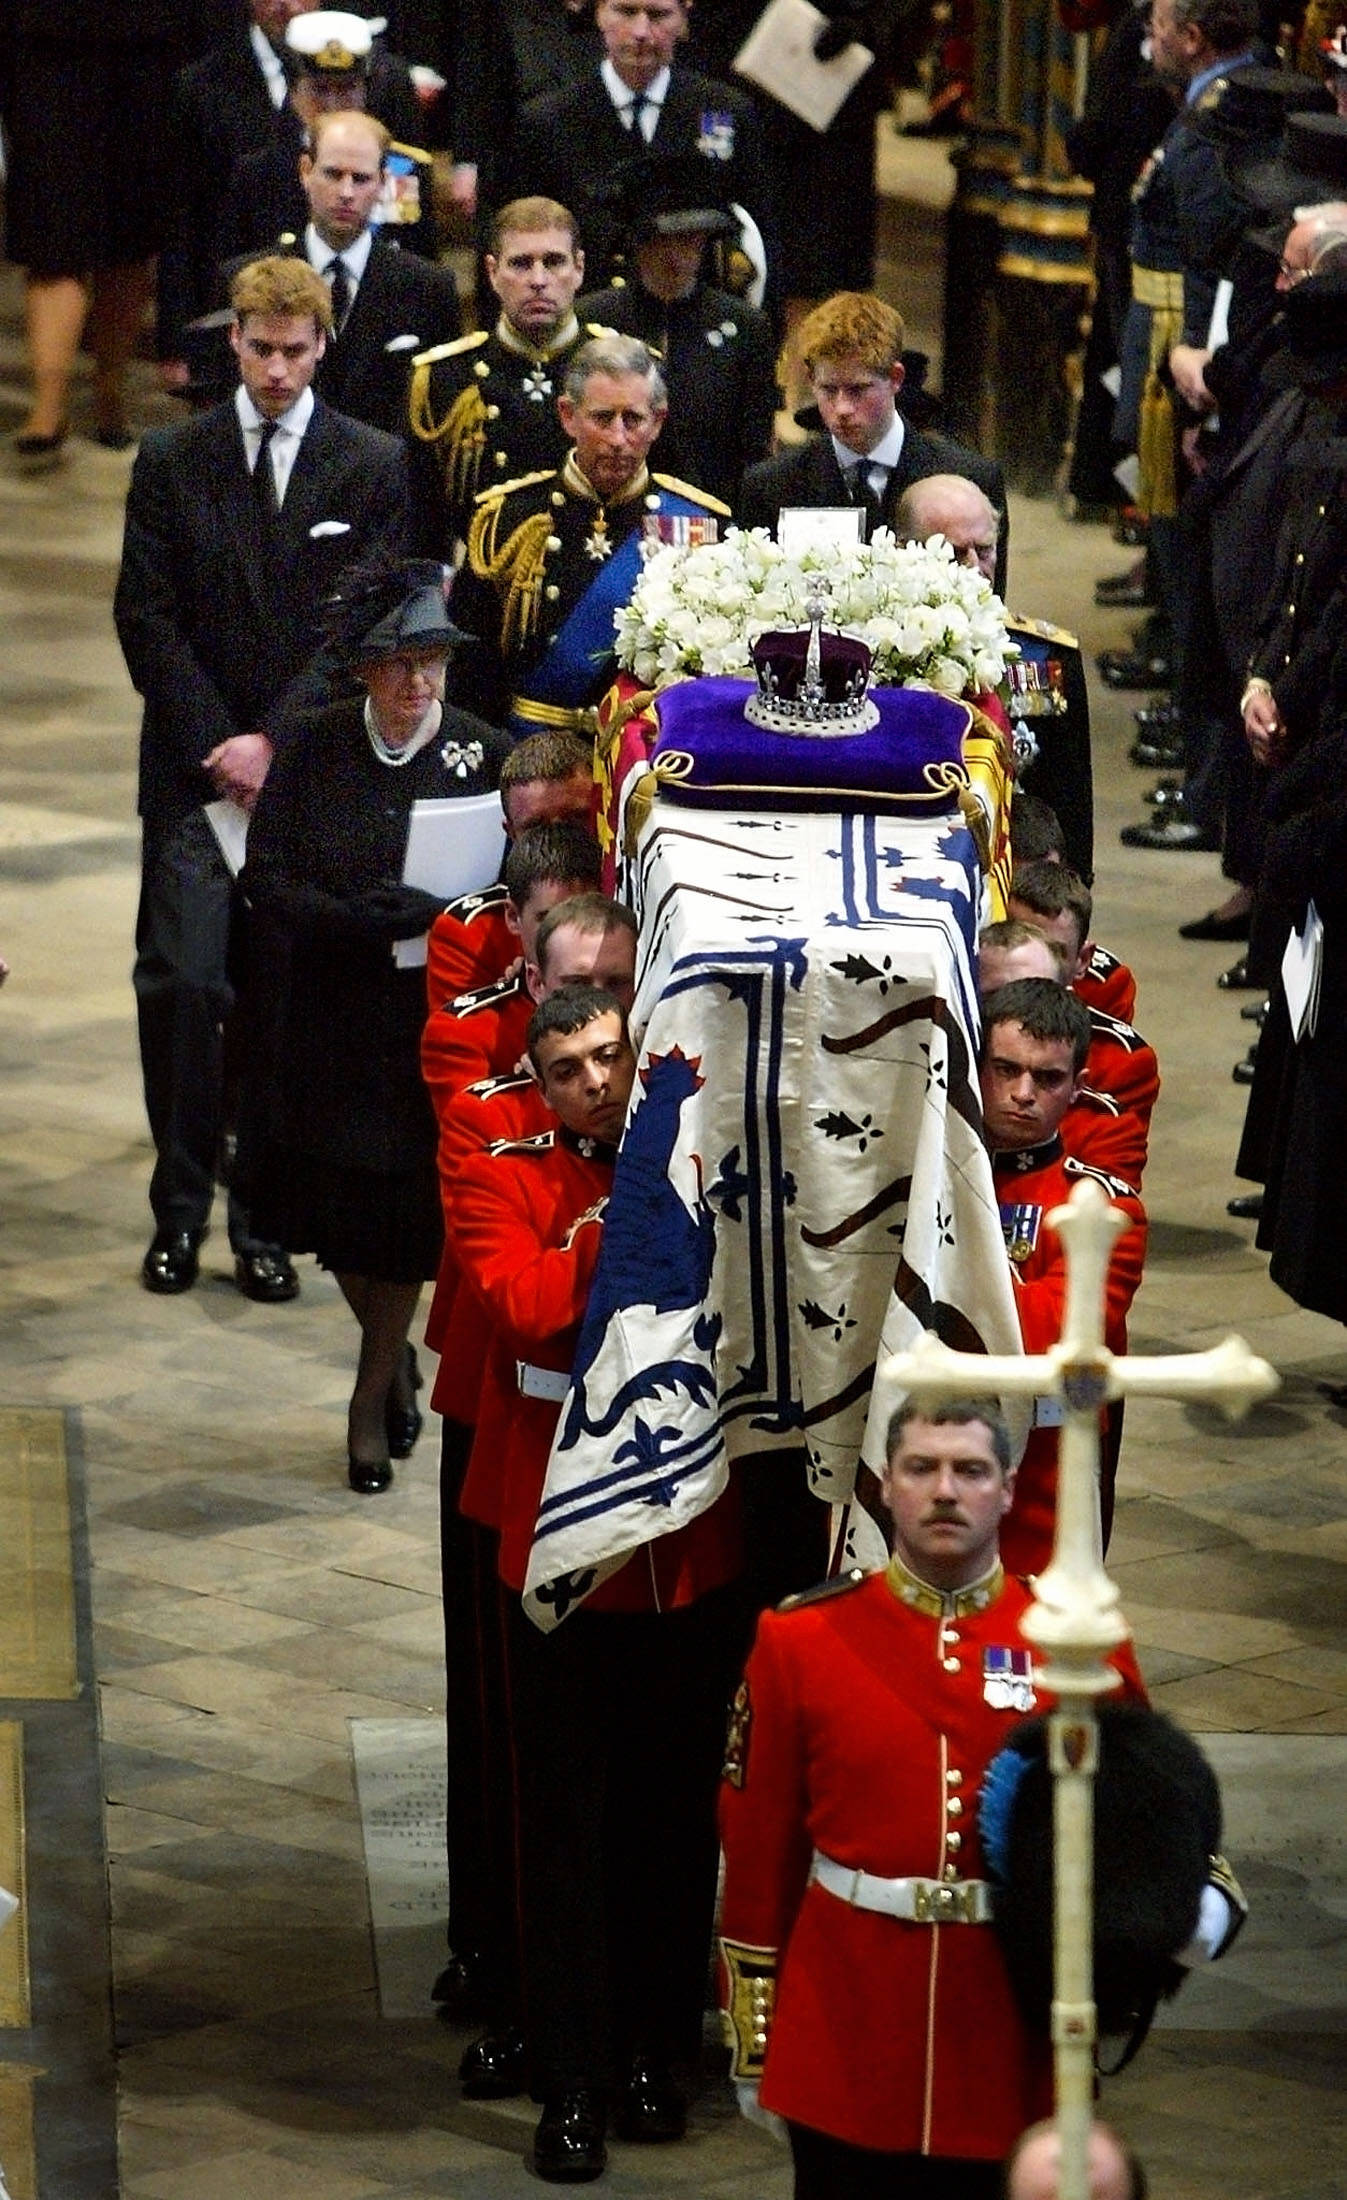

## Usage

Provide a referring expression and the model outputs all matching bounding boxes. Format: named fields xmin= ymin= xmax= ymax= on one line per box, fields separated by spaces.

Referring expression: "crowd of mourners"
xmin=2 ymin=0 xmax=1330 ymax=2189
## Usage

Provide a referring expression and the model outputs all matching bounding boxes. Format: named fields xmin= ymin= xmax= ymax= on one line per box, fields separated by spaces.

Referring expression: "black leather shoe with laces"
xmin=533 ymin=2091 xmax=607 ymax=2183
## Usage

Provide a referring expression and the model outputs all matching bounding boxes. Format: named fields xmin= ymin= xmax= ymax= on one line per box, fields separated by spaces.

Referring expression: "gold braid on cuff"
xmin=719 ymin=1938 xmax=777 ymax=2080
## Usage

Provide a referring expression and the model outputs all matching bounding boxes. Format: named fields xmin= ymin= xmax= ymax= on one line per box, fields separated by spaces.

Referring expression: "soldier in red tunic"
xmin=978 ymin=922 xmax=1154 ymax=1188
xmin=1008 ymin=859 xmax=1140 ymax=1027
xmin=719 ymin=1396 xmax=1146 ymax=2198
xmin=452 ymin=985 xmax=744 ymax=2182
xmin=979 ymin=980 xmax=1148 ymax=1573
xmin=423 ymin=729 xmax=595 ymax=1010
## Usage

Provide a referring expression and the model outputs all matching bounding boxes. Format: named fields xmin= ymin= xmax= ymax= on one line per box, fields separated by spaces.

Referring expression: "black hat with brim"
xmin=324 ymin=555 xmax=463 ymax=665
xmin=596 ymin=152 xmax=738 ymax=242
xmin=1227 ymin=110 xmax=1347 ymax=212
xmin=1262 ymin=258 xmax=1347 ymax=386
xmin=1191 ymin=66 xmax=1329 ymax=153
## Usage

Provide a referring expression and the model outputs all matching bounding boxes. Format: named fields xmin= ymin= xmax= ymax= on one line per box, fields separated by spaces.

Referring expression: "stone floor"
xmin=4 ymin=154 xmax=1347 ymax=2198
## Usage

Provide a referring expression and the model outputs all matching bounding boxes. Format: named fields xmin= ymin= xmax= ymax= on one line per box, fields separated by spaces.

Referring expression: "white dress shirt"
xmin=830 ymin=411 xmax=906 ymax=502
xmin=235 ymin=383 xmax=315 ymax=508
xmin=249 ymin=23 xmax=290 ymax=111
xmin=304 ymin=223 xmax=374 ymax=318
xmin=600 ymin=57 xmax=669 ymax=141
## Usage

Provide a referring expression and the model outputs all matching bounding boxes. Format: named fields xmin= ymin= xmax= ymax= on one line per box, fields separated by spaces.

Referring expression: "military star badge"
xmin=584 ymin=512 xmax=612 ymax=561
xmin=522 ymin=365 xmax=553 ymax=402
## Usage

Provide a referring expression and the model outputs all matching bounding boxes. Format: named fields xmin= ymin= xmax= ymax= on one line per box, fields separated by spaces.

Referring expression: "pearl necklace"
xmin=363 ymin=695 xmax=441 ymax=767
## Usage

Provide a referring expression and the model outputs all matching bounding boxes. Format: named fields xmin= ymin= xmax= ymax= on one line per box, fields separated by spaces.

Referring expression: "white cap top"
xmin=286 ymin=12 xmax=388 ymax=69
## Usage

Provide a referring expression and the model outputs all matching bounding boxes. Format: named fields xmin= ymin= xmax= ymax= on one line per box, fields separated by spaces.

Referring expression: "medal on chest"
xmin=983 ymin=1646 xmax=1036 ymax=1712
xmin=999 ymin=1200 xmax=1042 ymax=1264
xmin=522 ymin=363 xmax=553 ymax=403
xmin=584 ymin=509 xmax=612 ymax=561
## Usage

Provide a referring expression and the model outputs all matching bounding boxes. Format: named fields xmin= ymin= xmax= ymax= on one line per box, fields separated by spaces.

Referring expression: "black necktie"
xmin=327 ymin=256 xmax=351 ymax=331
xmin=846 ymin=458 xmax=883 ymax=536
xmin=253 ymin=418 xmax=280 ymax=518
xmin=626 ymin=90 xmax=649 ymax=137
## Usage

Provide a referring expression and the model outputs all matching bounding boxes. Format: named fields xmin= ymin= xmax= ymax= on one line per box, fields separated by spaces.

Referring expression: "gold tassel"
xmin=1137 ymin=372 xmax=1178 ymax=518
xmin=467 ymin=504 xmax=554 ymax=659
xmin=409 ymin=373 xmax=489 ymax=506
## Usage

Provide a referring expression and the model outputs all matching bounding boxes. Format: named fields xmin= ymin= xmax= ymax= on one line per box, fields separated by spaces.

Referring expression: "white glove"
xmin=736 ymin=2081 xmax=787 ymax=2142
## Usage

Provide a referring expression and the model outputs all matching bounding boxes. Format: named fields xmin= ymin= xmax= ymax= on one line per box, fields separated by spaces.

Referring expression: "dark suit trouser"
xmin=788 ymin=2127 xmax=1001 ymax=2200
xmin=133 ymin=806 xmax=269 ymax=1249
xmin=506 ymin=1582 xmax=750 ymax=2094
xmin=439 ymin=1418 xmax=523 ymax=2024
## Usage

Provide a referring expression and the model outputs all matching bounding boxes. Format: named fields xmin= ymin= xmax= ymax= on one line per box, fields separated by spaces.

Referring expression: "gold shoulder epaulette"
xmin=651 ymin=473 xmax=733 ymax=518
xmin=412 ymin=328 xmax=490 ymax=370
xmin=487 ymin=1129 xmax=555 ymax=1157
xmin=777 ymin=1567 xmax=868 ymax=1613
xmin=388 ymin=138 xmax=432 ymax=164
xmin=473 ymin=467 xmax=556 ymax=506
xmin=1006 ymin=613 xmax=1079 ymax=650
xmin=584 ymin=320 xmax=622 ymax=340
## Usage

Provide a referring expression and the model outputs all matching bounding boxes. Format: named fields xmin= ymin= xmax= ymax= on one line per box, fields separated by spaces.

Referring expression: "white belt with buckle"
xmin=516 ymin=1362 xmax=570 ymax=1403
xmin=809 ymin=1850 xmax=993 ymax=1924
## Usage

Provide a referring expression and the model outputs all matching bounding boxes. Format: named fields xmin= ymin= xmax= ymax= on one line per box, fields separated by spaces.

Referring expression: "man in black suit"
xmin=499 ymin=0 xmax=777 ymax=301
xmin=115 ymin=255 xmax=409 ymax=1301
xmin=737 ymin=290 xmax=1010 ymax=596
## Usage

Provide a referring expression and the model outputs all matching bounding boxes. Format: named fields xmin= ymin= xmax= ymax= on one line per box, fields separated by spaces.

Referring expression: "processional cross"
xmin=880 ymin=1177 xmax=1277 ymax=2200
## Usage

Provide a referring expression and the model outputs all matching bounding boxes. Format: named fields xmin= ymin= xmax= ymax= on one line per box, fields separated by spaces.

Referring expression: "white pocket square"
xmin=309 ymin=519 xmax=352 ymax=537
xmin=384 ymin=333 xmax=421 ymax=352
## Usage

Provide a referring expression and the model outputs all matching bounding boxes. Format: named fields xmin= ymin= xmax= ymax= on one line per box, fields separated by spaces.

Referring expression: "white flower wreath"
xmin=614 ymin=527 xmax=1015 ymax=698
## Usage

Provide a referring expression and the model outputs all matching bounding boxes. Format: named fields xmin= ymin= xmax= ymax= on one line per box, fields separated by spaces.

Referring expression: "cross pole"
xmin=879 ymin=1177 xmax=1277 ymax=2200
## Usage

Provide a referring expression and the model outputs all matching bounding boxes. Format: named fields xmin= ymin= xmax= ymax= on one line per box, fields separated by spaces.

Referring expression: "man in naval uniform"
xmin=574 ymin=151 xmax=776 ymax=507
xmin=894 ymin=472 xmax=1093 ymax=881
xmin=718 ymin=1396 xmax=1148 ymax=2199
xmin=447 ymin=333 xmax=730 ymax=737
xmin=409 ymin=197 xmax=592 ymax=553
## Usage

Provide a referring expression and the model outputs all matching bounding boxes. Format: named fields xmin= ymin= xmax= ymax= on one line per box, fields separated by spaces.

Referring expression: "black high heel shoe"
xmin=385 ymin=1345 xmax=423 ymax=1460
xmin=348 ymin=1451 xmax=393 ymax=1495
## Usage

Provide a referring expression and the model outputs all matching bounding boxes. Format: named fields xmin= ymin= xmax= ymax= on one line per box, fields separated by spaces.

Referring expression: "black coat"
xmin=501 ymin=65 xmax=778 ymax=298
xmin=219 ymin=115 xmax=438 ymax=271
xmin=573 ymin=278 xmax=775 ymax=506
xmin=242 ymin=696 xmax=508 ymax=1172
xmin=736 ymin=425 xmax=1011 ymax=599
xmin=158 ymin=27 xmax=283 ymax=356
xmin=114 ymin=396 xmax=409 ymax=827
xmin=313 ymin=239 xmax=461 ymax=434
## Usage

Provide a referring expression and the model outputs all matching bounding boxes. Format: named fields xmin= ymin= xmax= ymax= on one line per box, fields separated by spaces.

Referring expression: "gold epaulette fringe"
xmin=412 ymin=377 xmax=489 ymax=505
xmin=467 ymin=501 xmax=555 ymax=659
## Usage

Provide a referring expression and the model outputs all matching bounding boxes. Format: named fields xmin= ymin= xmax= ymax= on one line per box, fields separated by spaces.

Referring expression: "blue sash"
xmin=515 ymin=489 xmax=707 ymax=716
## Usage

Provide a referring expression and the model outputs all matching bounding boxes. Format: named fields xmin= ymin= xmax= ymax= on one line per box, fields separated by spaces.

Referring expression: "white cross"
xmin=880 ymin=1177 xmax=1277 ymax=2200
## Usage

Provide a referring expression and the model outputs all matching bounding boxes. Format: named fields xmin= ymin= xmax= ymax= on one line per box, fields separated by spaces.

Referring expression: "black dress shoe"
xmin=1094 ymin=566 xmax=1151 ymax=609
xmin=142 ymin=1228 xmax=203 ymax=1294
xmin=613 ymin=2058 xmax=687 ymax=2143
xmin=348 ymin=1452 xmax=393 ymax=1494
xmin=1178 ymin=908 xmax=1253 ymax=942
xmin=1217 ymin=955 xmax=1260 ymax=990
xmin=1233 ymin=1049 xmax=1258 ymax=1084
xmin=1129 ymin=735 xmax=1185 ymax=770
xmin=1120 ymin=816 xmax=1220 ymax=851
xmin=13 ymin=423 xmax=69 ymax=470
xmin=432 ymin=1949 xmax=489 ymax=2023
xmin=1134 ymin=698 xmax=1181 ymax=731
xmin=1227 ymin=1191 xmax=1264 ymax=1219
xmin=1100 ymin=647 xmax=1173 ymax=690
xmin=385 ymin=1344 xmax=424 ymax=1459
xmin=459 ymin=2027 xmax=528 ymax=2099
xmin=234 ymin=1248 xmax=299 ymax=1302
xmin=533 ymin=2090 xmax=607 ymax=2183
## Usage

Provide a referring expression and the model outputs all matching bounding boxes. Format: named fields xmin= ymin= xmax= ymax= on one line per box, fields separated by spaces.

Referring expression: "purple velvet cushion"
xmin=650 ymin=676 xmax=973 ymax=812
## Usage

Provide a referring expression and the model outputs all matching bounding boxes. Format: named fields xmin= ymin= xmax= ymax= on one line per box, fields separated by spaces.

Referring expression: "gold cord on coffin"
xmin=467 ymin=500 xmax=554 ymax=659
xmin=594 ymin=682 xmax=657 ymax=856
xmin=408 ymin=370 xmax=489 ymax=505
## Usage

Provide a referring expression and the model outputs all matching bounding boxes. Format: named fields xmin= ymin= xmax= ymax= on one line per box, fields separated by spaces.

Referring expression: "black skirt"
xmin=4 ymin=34 xmax=182 ymax=273
xmin=248 ymin=1142 xmax=444 ymax=1284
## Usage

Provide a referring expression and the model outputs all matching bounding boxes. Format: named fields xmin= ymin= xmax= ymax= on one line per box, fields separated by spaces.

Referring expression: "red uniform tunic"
xmin=429 ymin=1071 xmax=549 ymax=1421
xmin=425 ymin=881 xmax=515 ymax=1017
xmin=1075 ymin=943 xmax=1137 ymax=1025
xmin=718 ymin=1562 xmax=1145 ymax=2158
xmin=451 ymin=1126 xmax=740 ymax=1596
xmin=1064 ymin=1081 xmax=1147 ymax=1187
xmin=993 ymin=1138 xmax=1147 ymax=1576
xmin=1083 ymin=1006 xmax=1160 ymax=1141
xmin=421 ymin=971 xmax=536 ymax=1354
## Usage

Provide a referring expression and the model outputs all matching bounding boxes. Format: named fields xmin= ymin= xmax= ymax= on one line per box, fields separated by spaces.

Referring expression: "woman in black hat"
xmin=241 ymin=554 xmax=509 ymax=1491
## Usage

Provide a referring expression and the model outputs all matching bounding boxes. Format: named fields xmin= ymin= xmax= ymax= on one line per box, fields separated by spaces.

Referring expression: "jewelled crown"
xmin=744 ymin=583 xmax=879 ymax=738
